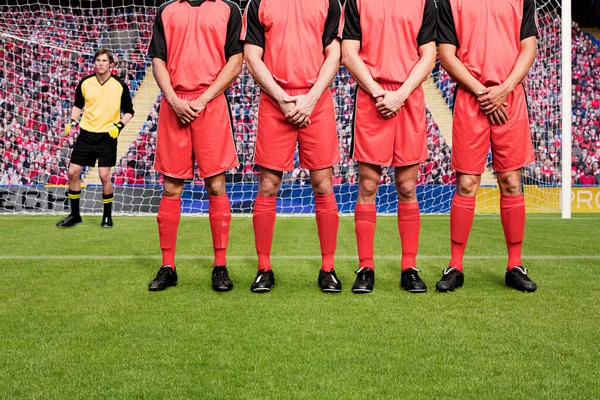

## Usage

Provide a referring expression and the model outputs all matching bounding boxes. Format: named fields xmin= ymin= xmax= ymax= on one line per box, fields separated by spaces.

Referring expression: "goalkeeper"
xmin=56 ymin=48 xmax=134 ymax=228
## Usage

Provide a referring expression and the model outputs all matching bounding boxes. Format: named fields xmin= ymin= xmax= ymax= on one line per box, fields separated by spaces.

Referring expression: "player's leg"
xmin=310 ymin=167 xmax=341 ymax=293
xmin=149 ymin=176 xmax=184 ymax=291
xmin=436 ymin=88 xmax=488 ymax=292
xmin=251 ymin=91 xmax=297 ymax=293
xmin=56 ymin=162 xmax=84 ymax=227
xmin=204 ymin=172 xmax=234 ymax=292
xmin=395 ymin=164 xmax=427 ymax=293
xmin=352 ymin=162 xmax=380 ymax=293
xmin=392 ymin=88 xmax=428 ymax=293
xmin=295 ymin=88 xmax=341 ymax=292
xmin=98 ymin=166 xmax=113 ymax=228
xmin=451 ymin=174 xmax=480 ymax=269
xmin=191 ymin=94 xmax=239 ymax=292
xmin=251 ymin=167 xmax=282 ymax=292
xmin=491 ymin=86 xmax=536 ymax=292
xmin=149 ymin=95 xmax=193 ymax=292
xmin=497 ymin=170 xmax=536 ymax=291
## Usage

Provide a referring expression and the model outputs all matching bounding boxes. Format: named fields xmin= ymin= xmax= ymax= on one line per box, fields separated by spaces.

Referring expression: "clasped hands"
xmin=476 ymin=84 xmax=511 ymax=125
xmin=169 ymin=95 xmax=210 ymax=125
xmin=278 ymin=93 xmax=318 ymax=129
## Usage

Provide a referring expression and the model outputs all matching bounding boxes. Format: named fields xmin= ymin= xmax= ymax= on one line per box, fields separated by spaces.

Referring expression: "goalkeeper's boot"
xmin=435 ymin=267 xmax=464 ymax=292
xmin=251 ymin=269 xmax=275 ymax=293
xmin=101 ymin=215 xmax=113 ymax=228
xmin=352 ymin=267 xmax=374 ymax=294
xmin=148 ymin=266 xmax=178 ymax=291
xmin=400 ymin=268 xmax=427 ymax=293
xmin=318 ymin=269 xmax=342 ymax=293
xmin=212 ymin=265 xmax=233 ymax=292
xmin=56 ymin=214 xmax=82 ymax=228
xmin=505 ymin=266 xmax=537 ymax=292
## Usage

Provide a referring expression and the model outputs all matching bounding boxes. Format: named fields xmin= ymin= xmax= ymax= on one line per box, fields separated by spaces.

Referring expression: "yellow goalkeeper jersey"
xmin=74 ymin=74 xmax=135 ymax=133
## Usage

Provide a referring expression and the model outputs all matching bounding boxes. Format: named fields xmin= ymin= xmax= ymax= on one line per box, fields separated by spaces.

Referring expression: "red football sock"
xmin=209 ymin=194 xmax=231 ymax=266
xmin=355 ymin=203 xmax=376 ymax=269
xmin=253 ymin=194 xmax=276 ymax=271
xmin=449 ymin=194 xmax=476 ymax=271
xmin=157 ymin=195 xmax=181 ymax=269
xmin=398 ymin=202 xmax=420 ymax=271
xmin=500 ymin=194 xmax=526 ymax=270
xmin=315 ymin=193 xmax=339 ymax=272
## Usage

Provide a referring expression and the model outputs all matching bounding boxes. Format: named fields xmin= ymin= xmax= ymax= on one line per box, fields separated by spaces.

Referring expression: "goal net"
xmin=0 ymin=0 xmax=563 ymax=214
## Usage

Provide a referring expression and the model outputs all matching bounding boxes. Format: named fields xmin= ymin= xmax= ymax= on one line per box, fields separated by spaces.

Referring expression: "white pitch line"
xmin=0 ymin=255 xmax=599 ymax=261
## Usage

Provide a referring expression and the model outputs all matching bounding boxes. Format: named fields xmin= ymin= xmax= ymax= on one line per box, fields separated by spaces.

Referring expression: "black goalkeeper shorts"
xmin=70 ymin=128 xmax=118 ymax=167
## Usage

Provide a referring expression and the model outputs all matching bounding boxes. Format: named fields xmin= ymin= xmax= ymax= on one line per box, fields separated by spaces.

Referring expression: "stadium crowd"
xmin=1 ymin=5 xmax=599 ymax=187
xmin=0 ymin=5 xmax=152 ymax=185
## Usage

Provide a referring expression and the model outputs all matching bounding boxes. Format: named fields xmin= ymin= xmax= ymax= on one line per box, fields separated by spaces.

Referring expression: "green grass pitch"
xmin=0 ymin=214 xmax=598 ymax=399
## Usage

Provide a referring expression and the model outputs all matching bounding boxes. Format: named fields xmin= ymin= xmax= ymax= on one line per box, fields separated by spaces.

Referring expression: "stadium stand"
xmin=0 ymin=5 xmax=596 ymax=187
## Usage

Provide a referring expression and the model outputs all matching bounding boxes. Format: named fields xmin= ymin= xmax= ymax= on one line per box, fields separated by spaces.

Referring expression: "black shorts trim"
xmin=70 ymin=128 xmax=118 ymax=167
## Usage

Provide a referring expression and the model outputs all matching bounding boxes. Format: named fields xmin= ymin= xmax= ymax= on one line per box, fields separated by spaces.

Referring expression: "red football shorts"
xmin=352 ymin=83 xmax=427 ymax=167
xmin=155 ymin=91 xmax=238 ymax=179
xmin=254 ymin=88 xmax=340 ymax=172
xmin=452 ymin=85 xmax=534 ymax=175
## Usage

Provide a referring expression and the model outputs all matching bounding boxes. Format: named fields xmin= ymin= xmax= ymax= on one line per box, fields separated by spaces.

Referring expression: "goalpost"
xmin=0 ymin=0 xmax=567 ymax=216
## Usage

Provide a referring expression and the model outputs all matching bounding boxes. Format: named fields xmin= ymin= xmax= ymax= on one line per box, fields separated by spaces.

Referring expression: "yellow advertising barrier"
xmin=475 ymin=186 xmax=600 ymax=213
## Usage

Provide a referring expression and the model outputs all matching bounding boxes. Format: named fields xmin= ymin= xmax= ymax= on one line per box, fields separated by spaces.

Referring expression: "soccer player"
xmin=147 ymin=0 xmax=243 ymax=292
xmin=436 ymin=0 xmax=538 ymax=292
xmin=242 ymin=0 xmax=342 ymax=293
xmin=341 ymin=0 xmax=437 ymax=293
xmin=56 ymin=49 xmax=134 ymax=229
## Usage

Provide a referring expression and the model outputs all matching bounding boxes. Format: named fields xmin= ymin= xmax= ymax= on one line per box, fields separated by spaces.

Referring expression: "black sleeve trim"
xmin=520 ymin=0 xmax=539 ymax=40
xmin=341 ymin=0 xmax=361 ymax=41
xmin=147 ymin=2 xmax=170 ymax=60
xmin=436 ymin=0 xmax=459 ymax=47
xmin=323 ymin=0 xmax=342 ymax=48
xmin=224 ymin=1 xmax=244 ymax=60
xmin=242 ymin=0 xmax=265 ymax=48
xmin=74 ymin=76 xmax=92 ymax=109
xmin=417 ymin=0 xmax=437 ymax=47
xmin=117 ymin=78 xmax=135 ymax=116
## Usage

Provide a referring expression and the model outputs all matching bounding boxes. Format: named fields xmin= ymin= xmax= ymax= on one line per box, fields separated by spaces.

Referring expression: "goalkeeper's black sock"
xmin=68 ymin=189 xmax=81 ymax=217
xmin=102 ymin=193 xmax=113 ymax=218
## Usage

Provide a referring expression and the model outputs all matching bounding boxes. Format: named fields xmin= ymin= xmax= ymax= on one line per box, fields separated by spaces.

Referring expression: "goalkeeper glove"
xmin=64 ymin=119 xmax=78 ymax=136
xmin=107 ymin=121 xmax=125 ymax=139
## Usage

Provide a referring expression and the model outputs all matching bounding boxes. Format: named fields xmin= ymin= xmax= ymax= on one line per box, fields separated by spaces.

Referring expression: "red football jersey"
xmin=340 ymin=0 xmax=436 ymax=84
xmin=148 ymin=0 xmax=243 ymax=93
xmin=242 ymin=0 xmax=341 ymax=89
xmin=437 ymin=0 xmax=538 ymax=86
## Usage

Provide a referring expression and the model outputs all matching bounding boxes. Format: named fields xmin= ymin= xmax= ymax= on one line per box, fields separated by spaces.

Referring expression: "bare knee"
xmin=456 ymin=174 xmax=481 ymax=197
xmin=204 ymin=174 xmax=226 ymax=196
xmin=98 ymin=172 xmax=111 ymax=186
xmin=68 ymin=168 xmax=81 ymax=182
xmin=311 ymin=177 xmax=333 ymax=196
xmin=163 ymin=177 xmax=184 ymax=197
xmin=395 ymin=179 xmax=416 ymax=202
xmin=258 ymin=169 xmax=282 ymax=197
xmin=497 ymin=172 xmax=521 ymax=195
xmin=359 ymin=178 xmax=379 ymax=200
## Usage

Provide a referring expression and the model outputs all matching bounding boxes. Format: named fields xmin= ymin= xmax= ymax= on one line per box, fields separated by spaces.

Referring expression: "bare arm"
xmin=439 ymin=43 xmax=509 ymax=124
xmin=244 ymin=44 xmax=290 ymax=103
xmin=191 ymin=53 xmax=243 ymax=112
xmin=376 ymin=42 xmax=437 ymax=118
xmin=438 ymin=43 xmax=487 ymax=96
xmin=341 ymin=40 xmax=383 ymax=97
xmin=286 ymin=40 xmax=341 ymax=126
xmin=244 ymin=43 xmax=297 ymax=123
xmin=152 ymin=58 xmax=198 ymax=125
xmin=70 ymin=107 xmax=82 ymax=122
xmin=120 ymin=113 xmax=133 ymax=126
